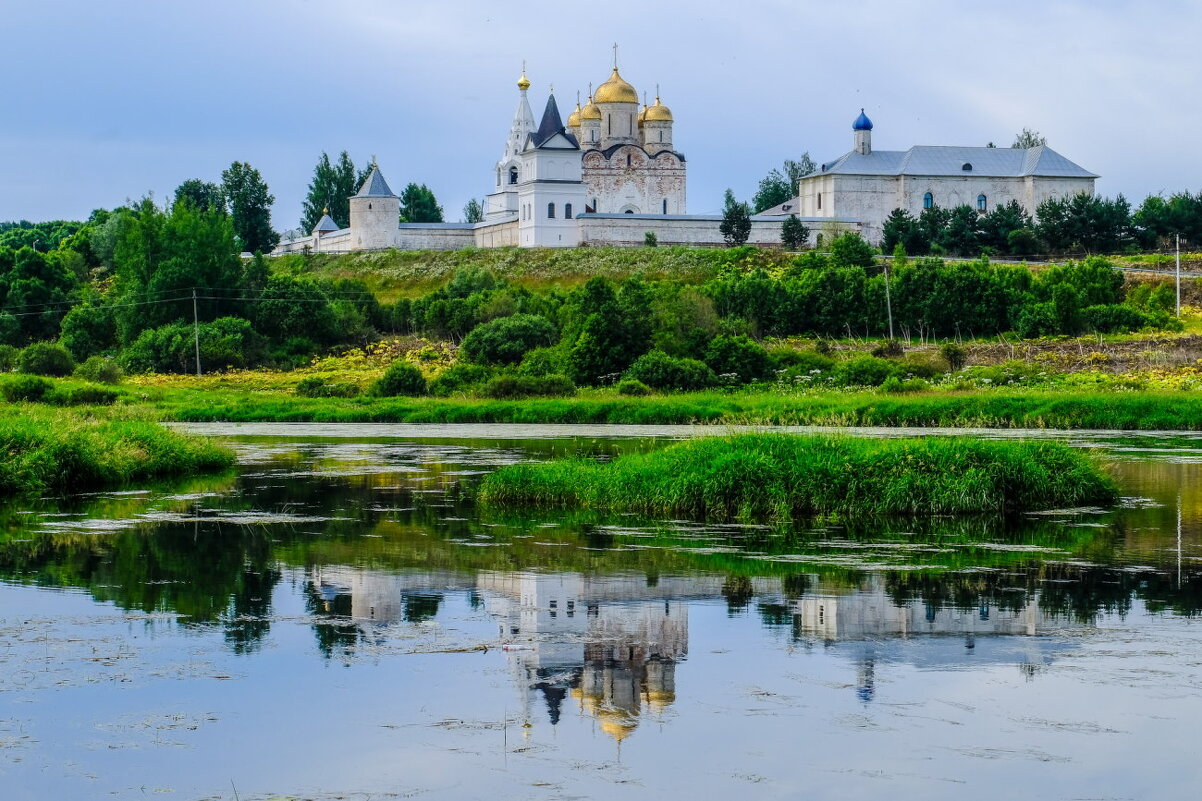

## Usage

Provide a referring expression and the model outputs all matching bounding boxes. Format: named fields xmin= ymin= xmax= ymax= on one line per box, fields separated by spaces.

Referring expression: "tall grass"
xmin=477 ymin=434 xmax=1117 ymax=522
xmin=0 ymin=408 xmax=235 ymax=495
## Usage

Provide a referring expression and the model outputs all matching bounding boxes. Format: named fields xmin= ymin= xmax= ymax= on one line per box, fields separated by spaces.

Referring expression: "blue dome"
xmin=852 ymin=109 xmax=873 ymax=131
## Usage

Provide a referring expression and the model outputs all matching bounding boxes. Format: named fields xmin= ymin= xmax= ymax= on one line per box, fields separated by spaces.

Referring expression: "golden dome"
xmin=644 ymin=97 xmax=673 ymax=122
xmin=596 ymin=709 xmax=638 ymax=742
xmin=517 ymin=71 xmax=531 ymax=91
xmin=580 ymin=95 xmax=602 ymax=121
xmin=595 ymin=68 xmax=638 ymax=104
xmin=567 ymin=102 xmax=582 ymax=128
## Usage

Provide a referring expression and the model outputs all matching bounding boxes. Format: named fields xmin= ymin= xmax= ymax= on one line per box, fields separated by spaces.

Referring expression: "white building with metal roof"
xmin=795 ymin=110 xmax=1098 ymax=246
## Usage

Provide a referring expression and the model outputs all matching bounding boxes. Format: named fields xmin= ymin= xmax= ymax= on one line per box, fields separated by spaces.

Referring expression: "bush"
xmin=1081 ymin=304 xmax=1151 ymax=334
xmin=870 ymin=340 xmax=904 ymax=358
xmin=1015 ymin=302 xmax=1060 ymax=339
xmin=295 ymin=377 xmax=360 ymax=398
xmin=624 ymin=350 xmax=718 ymax=391
xmin=644 ymin=231 xmax=658 ymax=247
xmin=940 ymin=343 xmax=968 ymax=371
xmin=880 ymin=375 xmax=928 ymax=394
xmin=481 ymin=374 xmax=576 ymax=399
xmin=704 ymin=335 xmax=773 ymax=383
xmin=0 ymin=375 xmax=52 ymax=402
xmin=270 ymin=337 xmax=320 ymax=370
xmin=460 ymin=313 xmax=557 ymax=365
xmin=517 ymin=346 xmax=567 ymax=377
xmin=769 ymin=348 xmax=834 ymax=374
xmin=370 ymin=361 xmax=427 ymax=397
xmin=429 ymin=363 xmax=496 ymax=396
xmin=47 ymin=383 xmax=119 ymax=406
xmin=18 ymin=342 xmax=76 ymax=377
xmin=120 ymin=318 xmax=264 ymax=374
xmin=897 ymin=354 xmax=947 ymax=379
xmin=0 ymin=344 xmax=18 ymax=371
xmin=616 ymin=379 xmax=651 ymax=396
xmin=74 ymin=356 xmax=123 ymax=384
xmin=832 ymin=355 xmax=899 ymax=387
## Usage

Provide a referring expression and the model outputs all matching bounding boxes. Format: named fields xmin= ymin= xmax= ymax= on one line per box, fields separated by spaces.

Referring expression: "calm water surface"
xmin=2 ymin=424 xmax=1201 ymax=800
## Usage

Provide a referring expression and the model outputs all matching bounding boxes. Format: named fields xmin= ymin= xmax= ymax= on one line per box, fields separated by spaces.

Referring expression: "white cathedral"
xmin=274 ymin=58 xmax=1098 ymax=254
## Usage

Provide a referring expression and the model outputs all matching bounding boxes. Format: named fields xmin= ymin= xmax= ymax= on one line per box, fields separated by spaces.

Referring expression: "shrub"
xmin=59 ymin=303 xmax=117 ymax=361
xmin=74 ymin=356 xmax=123 ymax=384
xmin=295 ymin=377 xmax=360 ymax=398
xmin=429 ymin=363 xmax=495 ymax=396
xmin=644 ymin=231 xmax=658 ymax=247
xmin=940 ymin=343 xmax=968 ymax=371
xmin=481 ymin=374 xmax=576 ymax=399
xmin=769 ymin=348 xmax=834 ymax=374
xmin=1015 ymin=302 xmax=1060 ymax=339
xmin=1081 ymin=304 xmax=1151 ymax=334
xmin=625 ymin=350 xmax=718 ymax=391
xmin=870 ymin=340 xmax=904 ymax=358
xmin=832 ymin=355 xmax=899 ymax=387
xmin=517 ymin=346 xmax=567 ymax=377
xmin=18 ymin=342 xmax=76 ymax=377
xmin=815 ymin=339 xmax=833 ymax=356
xmin=0 ymin=375 xmax=52 ymax=402
xmin=370 ymin=361 xmax=427 ymax=397
xmin=897 ymin=353 xmax=947 ymax=379
xmin=47 ymin=383 xmax=119 ymax=406
xmin=616 ymin=379 xmax=651 ymax=396
xmin=0 ymin=344 xmax=18 ymax=371
xmin=460 ymin=313 xmax=557 ymax=365
xmin=120 ymin=318 xmax=264 ymax=374
xmin=880 ymin=375 xmax=928 ymax=394
xmin=704 ymin=335 xmax=773 ymax=383
xmin=270 ymin=337 xmax=319 ymax=370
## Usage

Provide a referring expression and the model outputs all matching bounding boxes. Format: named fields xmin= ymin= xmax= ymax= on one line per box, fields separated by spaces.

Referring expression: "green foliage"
xmin=174 ymin=179 xmax=225 ymax=213
xmin=18 ymin=342 xmax=76 ymax=376
xmin=1011 ymin=128 xmax=1047 ymax=149
xmin=74 ymin=355 xmax=123 ymax=384
xmin=564 ymin=277 xmax=652 ymax=385
xmin=477 ymin=434 xmax=1118 ymax=521
xmin=870 ymin=339 xmax=904 ymax=358
xmin=221 ymin=161 xmax=279 ymax=253
xmin=0 ymin=374 xmax=52 ymax=402
xmin=704 ymin=335 xmax=773 ymax=383
xmin=751 ymin=156 xmax=815 ymax=212
xmin=0 ymin=343 xmax=17 ymax=371
xmin=1015 ymin=302 xmax=1060 ymax=339
xmin=463 ymin=198 xmax=484 ymax=224
xmin=302 ymin=151 xmax=367 ymax=231
xmin=651 ymin=285 xmax=717 ymax=358
xmin=1007 ymin=227 xmax=1040 ymax=256
xmin=121 ymin=317 xmax=262 ymax=374
xmin=253 ymin=276 xmax=339 ymax=344
xmin=1080 ymin=304 xmax=1151 ymax=334
xmin=720 ymin=189 xmax=752 ymax=247
xmin=827 ymin=232 xmax=876 ymax=267
xmin=295 ymin=377 xmax=360 ymax=398
xmin=644 ymin=231 xmax=658 ymax=247
xmin=881 ymin=208 xmax=928 ymax=255
xmin=370 ymin=361 xmax=427 ymax=397
xmin=429 ymin=363 xmax=496 ymax=396
xmin=517 ymin=346 xmax=567 ymax=377
xmin=781 ymin=215 xmax=809 ymax=250
xmin=46 ymin=382 xmax=119 ymax=406
xmin=833 ymin=355 xmax=900 ymax=387
xmin=1036 ymin=193 xmax=1134 ymax=254
xmin=399 ymin=183 xmax=444 ymax=223
xmin=59 ymin=302 xmax=117 ymax=360
xmin=480 ymin=374 xmax=575 ymax=399
xmin=940 ymin=343 xmax=968 ymax=371
xmin=616 ymin=379 xmax=650 ymax=396
xmin=460 ymin=313 xmax=557 ymax=365
xmin=624 ymin=350 xmax=718 ymax=391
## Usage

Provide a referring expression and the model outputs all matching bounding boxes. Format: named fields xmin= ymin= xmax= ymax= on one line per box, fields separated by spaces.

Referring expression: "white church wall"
xmin=578 ymin=214 xmax=858 ymax=248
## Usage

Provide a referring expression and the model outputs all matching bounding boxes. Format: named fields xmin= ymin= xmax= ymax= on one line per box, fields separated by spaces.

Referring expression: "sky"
xmin=2 ymin=0 xmax=1200 ymax=230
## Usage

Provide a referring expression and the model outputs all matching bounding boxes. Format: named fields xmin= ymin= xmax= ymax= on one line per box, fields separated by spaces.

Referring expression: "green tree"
xmin=462 ymin=198 xmax=484 ymax=224
xmin=781 ymin=215 xmax=810 ymax=250
xmin=1011 ymin=128 xmax=1047 ymax=149
xmin=301 ymin=151 xmax=366 ymax=231
xmin=828 ymin=232 xmax=876 ymax=268
xmin=399 ymin=184 xmax=444 ymax=223
xmin=881 ymin=208 xmax=929 ymax=255
xmin=938 ymin=205 xmax=983 ymax=256
xmin=751 ymin=154 xmax=816 ymax=212
xmin=221 ymin=161 xmax=279 ymax=253
xmin=174 ymin=180 xmax=225 ymax=213
xmin=719 ymin=189 xmax=752 ymax=246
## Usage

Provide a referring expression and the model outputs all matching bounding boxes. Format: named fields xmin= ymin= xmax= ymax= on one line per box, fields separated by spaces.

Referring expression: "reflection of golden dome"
xmin=567 ymin=102 xmax=582 ymax=128
xmin=597 ymin=708 xmax=638 ymax=742
xmin=595 ymin=68 xmax=638 ymax=104
xmin=580 ymin=96 xmax=602 ymax=121
xmin=517 ymin=71 xmax=531 ymax=91
xmin=644 ymin=97 xmax=673 ymax=122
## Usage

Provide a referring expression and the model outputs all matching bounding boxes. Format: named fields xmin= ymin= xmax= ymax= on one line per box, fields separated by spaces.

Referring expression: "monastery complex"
xmin=275 ymin=56 xmax=1097 ymax=255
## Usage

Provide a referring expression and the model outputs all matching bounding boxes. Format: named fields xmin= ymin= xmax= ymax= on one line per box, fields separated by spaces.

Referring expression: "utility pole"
xmin=192 ymin=289 xmax=202 ymax=377
xmin=1176 ymin=233 xmax=1182 ymax=318
xmin=883 ymin=262 xmax=895 ymax=341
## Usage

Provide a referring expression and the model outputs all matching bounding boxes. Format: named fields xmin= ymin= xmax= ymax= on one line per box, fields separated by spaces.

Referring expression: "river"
xmin=1 ymin=424 xmax=1199 ymax=800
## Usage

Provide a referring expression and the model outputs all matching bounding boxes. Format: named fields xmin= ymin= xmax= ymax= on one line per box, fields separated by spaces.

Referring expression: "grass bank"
xmin=151 ymin=387 xmax=1202 ymax=430
xmin=477 ymin=434 xmax=1117 ymax=522
xmin=0 ymin=407 xmax=235 ymax=496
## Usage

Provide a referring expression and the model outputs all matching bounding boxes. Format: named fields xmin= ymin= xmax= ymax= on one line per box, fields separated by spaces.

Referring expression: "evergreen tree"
xmin=174 ymin=179 xmax=225 ymax=213
xmin=751 ymin=154 xmax=816 ymax=212
xmin=462 ymin=198 xmax=484 ymax=223
xmin=221 ymin=162 xmax=278 ymax=253
xmin=781 ymin=215 xmax=809 ymax=250
xmin=719 ymin=189 xmax=752 ymax=246
xmin=301 ymin=151 xmax=366 ymax=232
xmin=399 ymin=183 xmax=444 ymax=223
xmin=880 ymin=208 xmax=928 ymax=255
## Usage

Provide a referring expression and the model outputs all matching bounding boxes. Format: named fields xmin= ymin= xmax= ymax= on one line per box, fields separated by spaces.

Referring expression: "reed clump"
xmin=0 ymin=408 xmax=235 ymax=495
xmin=477 ymin=434 xmax=1117 ymax=522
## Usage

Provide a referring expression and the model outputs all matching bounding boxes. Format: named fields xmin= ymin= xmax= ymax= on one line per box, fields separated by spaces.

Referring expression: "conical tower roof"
xmin=534 ymin=93 xmax=566 ymax=146
xmin=353 ymin=164 xmax=396 ymax=198
xmin=312 ymin=210 xmax=340 ymax=234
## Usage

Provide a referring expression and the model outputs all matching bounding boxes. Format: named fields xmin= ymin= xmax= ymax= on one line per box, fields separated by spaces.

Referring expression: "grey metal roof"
xmin=534 ymin=93 xmax=567 ymax=147
xmin=353 ymin=165 xmax=397 ymax=198
xmin=312 ymin=213 xmax=340 ymax=233
xmin=814 ymin=145 xmax=1097 ymax=179
xmin=757 ymin=196 xmax=801 ymax=216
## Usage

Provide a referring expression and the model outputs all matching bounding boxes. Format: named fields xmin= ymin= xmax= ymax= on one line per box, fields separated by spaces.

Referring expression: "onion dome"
xmin=852 ymin=108 xmax=873 ymax=131
xmin=580 ymin=95 xmax=602 ymax=120
xmin=517 ymin=70 xmax=531 ymax=91
xmin=567 ymin=101 xmax=582 ymax=128
xmin=644 ymin=96 xmax=673 ymax=122
xmin=595 ymin=68 xmax=638 ymax=104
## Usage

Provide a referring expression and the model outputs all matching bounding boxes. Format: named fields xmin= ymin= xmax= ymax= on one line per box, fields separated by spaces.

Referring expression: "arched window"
xmin=962 ymin=162 xmax=973 ymax=172
xmin=923 ymin=192 xmax=933 ymax=210
xmin=659 ymin=131 xmax=663 ymax=143
xmin=624 ymin=209 xmax=634 ymax=214
xmin=368 ymin=203 xmax=372 ymax=210
xmin=508 ymin=167 xmax=518 ymax=185
xmin=977 ymin=194 xmax=987 ymax=212
xmin=565 ymin=203 xmax=573 ymax=219
xmin=626 ymin=154 xmax=632 ymax=167
xmin=547 ymin=202 xmax=555 ymax=219
xmin=496 ymin=169 xmax=501 ymax=187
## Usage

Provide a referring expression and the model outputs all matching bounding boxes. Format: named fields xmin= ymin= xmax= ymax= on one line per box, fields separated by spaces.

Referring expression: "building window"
xmin=662 ymin=199 xmax=667 ymax=214
xmin=659 ymin=131 xmax=663 ymax=143
xmin=565 ymin=203 xmax=573 ymax=219
xmin=593 ymin=197 xmax=598 ymax=212
xmin=496 ymin=169 xmax=501 ymax=187
xmin=547 ymin=202 xmax=555 ymax=219
xmin=624 ymin=209 xmax=634 ymax=214
xmin=977 ymin=194 xmax=987 ymax=212
xmin=817 ymin=193 xmax=822 ymax=210
xmin=923 ymin=192 xmax=933 ymax=210
xmin=626 ymin=154 xmax=632 ymax=167
xmin=509 ymin=167 xmax=518 ymax=185
xmin=591 ymin=129 xmax=597 ymax=142
xmin=962 ymin=162 xmax=973 ymax=171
